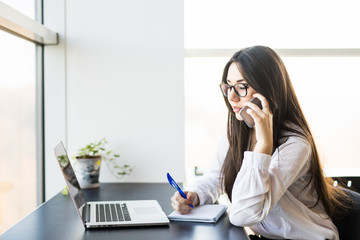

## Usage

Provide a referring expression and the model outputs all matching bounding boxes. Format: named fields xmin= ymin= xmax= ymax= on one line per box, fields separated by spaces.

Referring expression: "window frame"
xmin=0 ymin=0 xmax=58 ymax=204
xmin=0 ymin=1 xmax=58 ymax=45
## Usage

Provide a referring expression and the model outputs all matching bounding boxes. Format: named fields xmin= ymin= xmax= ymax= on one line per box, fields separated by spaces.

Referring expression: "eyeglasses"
xmin=219 ymin=83 xmax=249 ymax=97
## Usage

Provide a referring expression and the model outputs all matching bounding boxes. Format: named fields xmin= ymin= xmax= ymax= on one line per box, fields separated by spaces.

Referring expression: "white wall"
xmin=44 ymin=0 xmax=184 ymax=200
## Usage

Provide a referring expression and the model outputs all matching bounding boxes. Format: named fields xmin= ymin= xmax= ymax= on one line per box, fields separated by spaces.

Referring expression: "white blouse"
xmin=187 ymin=128 xmax=339 ymax=240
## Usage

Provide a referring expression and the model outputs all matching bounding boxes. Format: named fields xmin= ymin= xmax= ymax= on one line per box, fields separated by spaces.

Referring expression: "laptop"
xmin=54 ymin=141 xmax=170 ymax=228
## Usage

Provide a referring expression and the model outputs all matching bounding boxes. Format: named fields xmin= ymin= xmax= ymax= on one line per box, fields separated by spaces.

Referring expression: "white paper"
xmin=168 ymin=204 xmax=227 ymax=223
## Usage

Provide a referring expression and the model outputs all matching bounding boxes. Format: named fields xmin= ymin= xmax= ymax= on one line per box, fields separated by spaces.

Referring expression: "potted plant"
xmin=73 ymin=138 xmax=132 ymax=188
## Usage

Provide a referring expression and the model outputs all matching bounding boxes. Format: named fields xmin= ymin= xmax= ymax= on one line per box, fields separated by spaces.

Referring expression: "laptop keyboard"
xmin=96 ymin=203 xmax=131 ymax=222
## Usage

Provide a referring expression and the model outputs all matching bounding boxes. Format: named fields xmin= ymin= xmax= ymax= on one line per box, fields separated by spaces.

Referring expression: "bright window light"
xmin=185 ymin=0 xmax=360 ymax=49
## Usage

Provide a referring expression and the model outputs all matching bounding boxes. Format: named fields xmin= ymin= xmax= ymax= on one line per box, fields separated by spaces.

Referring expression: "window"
xmin=0 ymin=29 xmax=37 ymax=234
xmin=0 ymin=0 xmax=53 ymax=234
xmin=1 ymin=0 xmax=35 ymax=19
xmin=185 ymin=57 xmax=228 ymax=182
xmin=184 ymin=0 xmax=360 ymax=184
xmin=185 ymin=0 xmax=360 ymax=49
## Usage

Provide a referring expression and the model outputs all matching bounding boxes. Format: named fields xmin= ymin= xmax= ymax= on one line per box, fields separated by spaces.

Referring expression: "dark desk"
xmin=0 ymin=183 xmax=249 ymax=240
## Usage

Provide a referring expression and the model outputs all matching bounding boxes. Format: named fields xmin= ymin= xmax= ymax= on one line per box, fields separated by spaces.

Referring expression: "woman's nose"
xmin=228 ymin=88 xmax=240 ymax=102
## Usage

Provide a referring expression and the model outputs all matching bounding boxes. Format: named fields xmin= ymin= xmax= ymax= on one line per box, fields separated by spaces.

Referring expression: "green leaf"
xmin=61 ymin=186 xmax=69 ymax=195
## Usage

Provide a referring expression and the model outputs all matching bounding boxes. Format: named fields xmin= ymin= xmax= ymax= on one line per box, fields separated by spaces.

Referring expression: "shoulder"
xmin=270 ymin=124 xmax=313 ymax=177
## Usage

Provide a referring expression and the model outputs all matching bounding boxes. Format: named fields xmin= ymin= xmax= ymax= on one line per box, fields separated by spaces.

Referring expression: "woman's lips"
xmin=232 ymin=106 xmax=241 ymax=113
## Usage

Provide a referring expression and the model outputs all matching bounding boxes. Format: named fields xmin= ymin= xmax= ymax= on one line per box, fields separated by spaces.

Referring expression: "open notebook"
xmin=168 ymin=204 xmax=227 ymax=223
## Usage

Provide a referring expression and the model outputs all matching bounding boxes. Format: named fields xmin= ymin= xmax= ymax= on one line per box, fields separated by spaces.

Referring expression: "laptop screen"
xmin=54 ymin=142 xmax=87 ymax=221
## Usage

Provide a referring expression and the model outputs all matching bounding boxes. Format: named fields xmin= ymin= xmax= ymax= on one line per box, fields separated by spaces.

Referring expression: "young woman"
xmin=171 ymin=46 xmax=349 ymax=240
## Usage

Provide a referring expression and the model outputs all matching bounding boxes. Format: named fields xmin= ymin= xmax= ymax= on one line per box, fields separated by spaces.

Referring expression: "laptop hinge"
xmin=82 ymin=203 xmax=91 ymax=223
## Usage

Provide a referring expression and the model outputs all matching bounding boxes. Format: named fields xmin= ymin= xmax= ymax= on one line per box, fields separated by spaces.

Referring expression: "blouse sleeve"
xmin=229 ymin=136 xmax=312 ymax=227
xmin=186 ymin=130 xmax=229 ymax=205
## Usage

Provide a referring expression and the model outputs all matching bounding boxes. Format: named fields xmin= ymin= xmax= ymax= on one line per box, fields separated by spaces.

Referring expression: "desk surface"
xmin=0 ymin=183 xmax=249 ymax=240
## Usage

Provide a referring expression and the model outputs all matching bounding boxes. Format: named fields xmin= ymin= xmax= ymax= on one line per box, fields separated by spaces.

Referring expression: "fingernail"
xmin=247 ymin=109 xmax=252 ymax=114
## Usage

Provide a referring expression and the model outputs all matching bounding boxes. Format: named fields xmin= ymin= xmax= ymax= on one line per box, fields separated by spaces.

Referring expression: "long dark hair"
xmin=220 ymin=46 xmax=348 ymax=219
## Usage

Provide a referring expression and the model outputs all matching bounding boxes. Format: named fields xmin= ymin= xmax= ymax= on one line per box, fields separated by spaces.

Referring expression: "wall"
xmin=44 ymin=0 xmax=184 ymax=200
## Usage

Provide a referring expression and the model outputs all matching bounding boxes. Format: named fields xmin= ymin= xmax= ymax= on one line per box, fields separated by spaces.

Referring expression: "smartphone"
xmin=239 ymin=97 xmax=262 ymax=128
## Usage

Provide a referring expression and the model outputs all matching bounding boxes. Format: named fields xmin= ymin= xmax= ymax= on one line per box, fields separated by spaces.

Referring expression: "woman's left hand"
xmin=244 ymin=93 xmax=273 ymax=155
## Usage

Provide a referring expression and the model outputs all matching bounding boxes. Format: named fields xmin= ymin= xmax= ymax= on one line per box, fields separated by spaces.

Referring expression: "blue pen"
xmin=167 ymin=173 xmax=194 ymax=208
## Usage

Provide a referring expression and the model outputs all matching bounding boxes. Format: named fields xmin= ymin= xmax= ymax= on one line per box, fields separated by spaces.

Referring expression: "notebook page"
xmin=168 ymin=205 xmax=227 ymax=223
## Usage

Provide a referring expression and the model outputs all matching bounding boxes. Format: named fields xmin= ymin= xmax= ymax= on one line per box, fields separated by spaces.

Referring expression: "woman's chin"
xmin=235 ymin=112 xmax=243 ymax=121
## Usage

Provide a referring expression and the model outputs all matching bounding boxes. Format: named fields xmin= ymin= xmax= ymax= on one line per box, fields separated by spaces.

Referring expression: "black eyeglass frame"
xmin=219 ymin=83 xmax=250 ymax=97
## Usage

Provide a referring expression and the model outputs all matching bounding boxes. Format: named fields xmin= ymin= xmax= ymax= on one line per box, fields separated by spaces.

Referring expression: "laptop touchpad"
xmin=134 ymin=207 xmax=159 ymax=214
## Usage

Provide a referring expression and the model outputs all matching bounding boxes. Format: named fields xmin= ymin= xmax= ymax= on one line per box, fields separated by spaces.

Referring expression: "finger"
xmin=246 ymin=108 xmax=261 ymax=123
xmin=171 ymin=192 xmax=182 ymax=206
xmin=173 ymin=191 xmax=195 ymax=208
xmin=183 ymin=190 xmax=190 ymax=199
xmin=171 ymin=192 xmax=189 ymax=213
xmin=171 ymin=202 xmax=183 ymax=214
xmin=187 ymin=192 xmax=194 ymax=202
xmin=253 ymin=93 xmax=271 ymax=114
xmin=172 ymin=201 xmax=191 ymax=214
xmin=171 ymin=198 xmax=183 ymax=210
xmin=187 ymin=192 xmax=198 ymax=206
xmin=245 ymin=101 xmax=264 ymax=117
xmin=175 ymin=192 xmax=190 ymax=205
xmin=178 ymin=204 xmax=192 ymax=214
xmin=184 ymin=191 xmax=197 ymax=206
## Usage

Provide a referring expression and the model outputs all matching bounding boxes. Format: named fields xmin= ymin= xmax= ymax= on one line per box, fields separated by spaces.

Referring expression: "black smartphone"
xmin=239 ymin=97 xmax=262 ymax=128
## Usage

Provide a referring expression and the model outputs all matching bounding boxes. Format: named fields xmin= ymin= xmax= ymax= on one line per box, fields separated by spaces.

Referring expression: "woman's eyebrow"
xmin=226 ymin=79 xmax=245 ymax=83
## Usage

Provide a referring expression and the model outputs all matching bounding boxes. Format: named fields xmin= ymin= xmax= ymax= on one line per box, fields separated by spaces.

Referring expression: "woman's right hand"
xmin=171 ymin=191 xmax=200 ymax=214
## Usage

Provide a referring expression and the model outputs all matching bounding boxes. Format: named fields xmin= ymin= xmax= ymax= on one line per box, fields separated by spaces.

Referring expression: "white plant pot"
xmin=76 ymin=156 xmax=101 ymax=188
